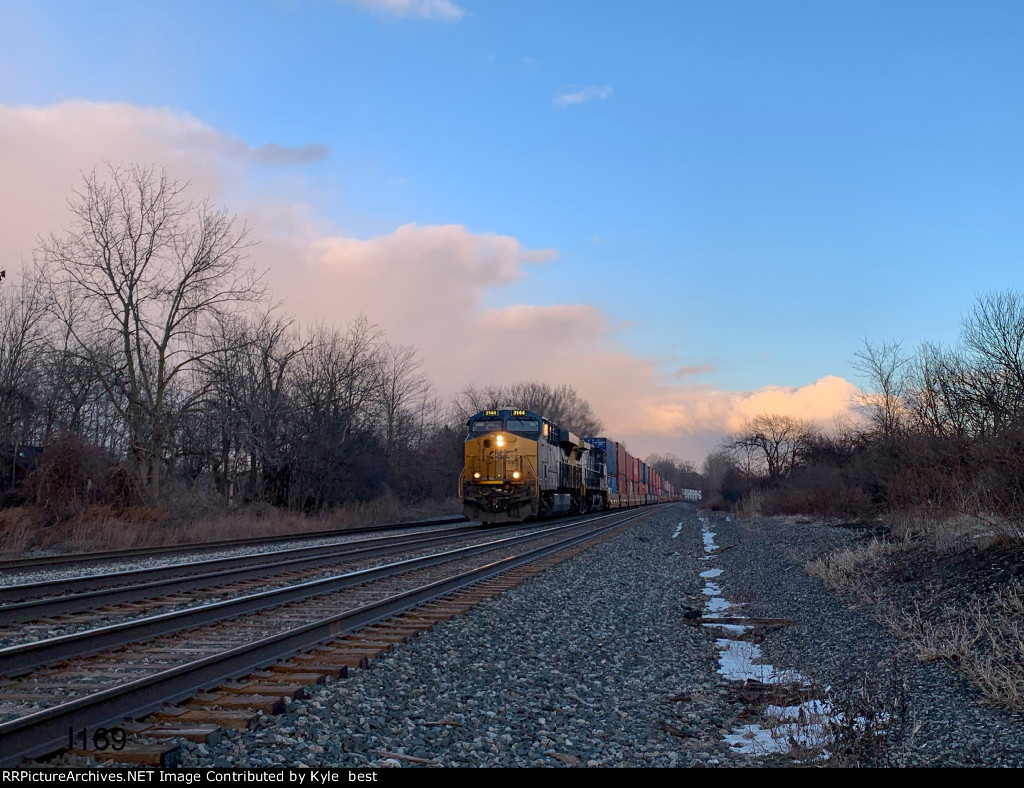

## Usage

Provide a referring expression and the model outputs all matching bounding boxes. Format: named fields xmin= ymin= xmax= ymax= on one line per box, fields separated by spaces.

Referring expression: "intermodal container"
xmin=584 ymin=437 xmax=613 ymax=474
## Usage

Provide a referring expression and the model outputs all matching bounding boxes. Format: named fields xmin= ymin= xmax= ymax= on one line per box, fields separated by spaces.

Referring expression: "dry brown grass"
xmin=0 ymin=496 xmax=462 ymax=557
xmin=884 ymin=582 xmax=1024 ymax=710
xmin=884 ymin=603 xmax=982 ymax=663
xmin=888 ymin=497 xmax=1024 ymax=554
xmin=0 ymin=506 xmax=44 ymax=556
xmin=887 ymin=508 xmax=1010 ymax=553
xmin=778 ymin=515 xmax=816 ymax=525
xmin=734 ymin=489 xmax=765 ymax=519
xmin=805 ymin=537 xmax=912 ymax=603
xmin=807 ymin=507 xmax=1024 ymax=711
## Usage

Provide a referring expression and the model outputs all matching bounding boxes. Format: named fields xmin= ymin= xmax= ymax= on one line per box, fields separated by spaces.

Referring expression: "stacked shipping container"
xmin=583 ymin=436 xmax=688 ymax=507
xmin=581 ymin=436 xmax=694 ymax=506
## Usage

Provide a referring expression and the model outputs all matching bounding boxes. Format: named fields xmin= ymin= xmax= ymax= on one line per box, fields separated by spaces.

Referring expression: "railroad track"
xmin=0 ymin=522 xmax=516 ymax=626
xmin=0 ymin=507 xmax=655 ymax=766
xmin=0 ymin=521 xmax=574 ymax=659
xmin=0 ymin=515 xmax=469 ymax=576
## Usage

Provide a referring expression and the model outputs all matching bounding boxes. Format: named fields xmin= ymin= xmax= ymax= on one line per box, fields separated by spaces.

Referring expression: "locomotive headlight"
xmin=495 ymin=434 xmax=505 ymax=447
xmin=512 ymin=471 xmax=521 ymax=479
xmin=473 ymin=472 xmax=481 ymax=479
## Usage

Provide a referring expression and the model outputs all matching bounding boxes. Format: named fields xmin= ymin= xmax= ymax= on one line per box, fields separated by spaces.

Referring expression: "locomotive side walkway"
xmin=54 ymin=504 xmax=1023 ymax=768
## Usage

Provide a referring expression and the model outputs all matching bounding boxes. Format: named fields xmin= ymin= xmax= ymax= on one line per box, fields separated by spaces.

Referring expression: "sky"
xmin=1 ymin=0 xmax=1022 ymax=462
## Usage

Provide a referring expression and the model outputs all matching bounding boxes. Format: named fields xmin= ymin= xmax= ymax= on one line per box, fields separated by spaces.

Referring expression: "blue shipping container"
xmin=584 ymin=437 xmax=616 ymax=475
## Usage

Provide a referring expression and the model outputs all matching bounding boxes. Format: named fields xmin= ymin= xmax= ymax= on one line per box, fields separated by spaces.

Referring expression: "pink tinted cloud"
xmin=0 ymin=101 xmax=326 ymax=270
xmin=672 ymin=364 xmax=717 ymax=379
xmin=0 ymin=100 xmax=859 ymax=460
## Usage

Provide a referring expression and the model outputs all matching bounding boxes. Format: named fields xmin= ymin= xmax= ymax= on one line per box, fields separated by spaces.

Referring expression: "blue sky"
xmin=1 ymin=0 xmax=1022 ymax=455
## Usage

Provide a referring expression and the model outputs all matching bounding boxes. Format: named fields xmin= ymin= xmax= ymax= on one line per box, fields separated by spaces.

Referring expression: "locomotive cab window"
xmin=505 ymin=416 xmax=540 ymax=435
xmin=470 ymin=418 xmax=503 ymax=434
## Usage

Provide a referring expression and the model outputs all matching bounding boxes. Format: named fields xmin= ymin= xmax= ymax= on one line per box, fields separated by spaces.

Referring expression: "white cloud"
xmin=348 ymin=0 xmax=465 ymax=21
xmin=555 ymin=84 xmax=614 ymax=107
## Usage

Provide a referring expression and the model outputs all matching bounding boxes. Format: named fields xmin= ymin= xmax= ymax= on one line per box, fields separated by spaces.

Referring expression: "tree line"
xmin=0 ymin=163 xmax=463 ymax=517
xmin=703 ymin=291 xmax=1024 ymax=539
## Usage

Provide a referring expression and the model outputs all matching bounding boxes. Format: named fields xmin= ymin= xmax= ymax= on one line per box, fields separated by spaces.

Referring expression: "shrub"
xmin=21 ymin=434 xmax=136 ymax=523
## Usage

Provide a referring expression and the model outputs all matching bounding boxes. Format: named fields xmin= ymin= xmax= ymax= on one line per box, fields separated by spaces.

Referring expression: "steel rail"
xmin=0 ymin=522 xmax=512 ymax=621
xmin=0 ymin=509 xmax=646 ymax=767
xmin=0 ymin=515 xmax=469 ymax=574
xmin=0 ymin=513 xmax=626 ymax=677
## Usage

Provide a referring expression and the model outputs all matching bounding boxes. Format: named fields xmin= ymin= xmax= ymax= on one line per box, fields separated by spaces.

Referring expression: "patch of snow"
xmin=725 ymin=718 xmax=831 ymax=756
xmin=716 ymin=639 xmax=804 ymax=684
xmin=692 ymin=515 xmax=840 ymax=761
xmin=724 ymin=723 xmax=791 ymax=754
xmin=766 ymin=699 xmax=833 ymax=721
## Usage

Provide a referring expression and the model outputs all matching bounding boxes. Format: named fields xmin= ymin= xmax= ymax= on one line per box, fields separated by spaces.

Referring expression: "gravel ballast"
xmin=708 ymin=513 xmax=1024 ymax=767
xmin=170 ymin=504 xmax=1023 ymax=767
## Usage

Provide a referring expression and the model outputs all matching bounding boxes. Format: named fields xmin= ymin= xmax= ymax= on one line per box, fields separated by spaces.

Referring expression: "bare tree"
xmin=701 ymin=450 xmax=745 ymax=507
xmin=452 ymin=384 xmax=505 ymax=421
xmin=728 ymin=413 xmax=816 ymax=481
xmin=959 ymin=291 xmax=1024 ymax=432
xmin=853 ymin=338 xmax=908 ymax=440
xmin=535 ymin=383 xmax=603 ymax=436
xmin=38 ymin=163 xmax=265 ymax=502
xmin=0 ymin=268 xmax=49 ymax=489
xmin=288 ymin=317 xmax=384 ymax=510
xmin=375 ymin=343 xmax=432 ymax=475
xmin=962 ymin=292 xmax=1024 ymax=389
xmin=453 ymin=381 xmax=603 ymax=436
xmin=902 ymin=342 xmax=979 ymax=439
xmin=203 ymin=309 xmax=303 ymax=503
xmin=646 ymin=453 xmax=703 ymax=489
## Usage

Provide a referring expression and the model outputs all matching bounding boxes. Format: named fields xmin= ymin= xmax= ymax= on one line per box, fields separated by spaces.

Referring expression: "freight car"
xmin=459 ymin=407 xmax=691 ymax=524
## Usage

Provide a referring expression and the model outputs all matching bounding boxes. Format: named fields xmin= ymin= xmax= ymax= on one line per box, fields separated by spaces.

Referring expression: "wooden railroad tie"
xmin=68 ymin=742 xmax=181 ymax=768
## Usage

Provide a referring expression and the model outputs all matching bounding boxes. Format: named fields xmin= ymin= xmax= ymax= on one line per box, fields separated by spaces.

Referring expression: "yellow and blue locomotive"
xmin=459 ymin=408 xmax=608 ymax=524
xmin=460 ymin=407 xmax=692 ymax=524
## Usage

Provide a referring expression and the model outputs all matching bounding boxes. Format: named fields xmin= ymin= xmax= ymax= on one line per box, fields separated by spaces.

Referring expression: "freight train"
xmin=459 ymin=407 xmax=700 ymax=524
